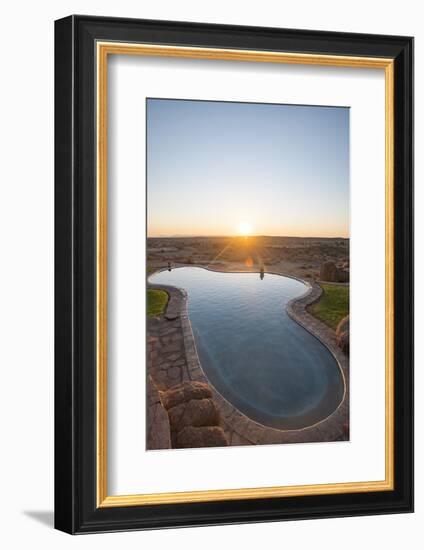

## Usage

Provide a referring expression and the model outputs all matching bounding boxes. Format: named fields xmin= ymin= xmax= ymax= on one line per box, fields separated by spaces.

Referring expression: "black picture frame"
xmin=55 ymin=15 xmax=413 ymax=534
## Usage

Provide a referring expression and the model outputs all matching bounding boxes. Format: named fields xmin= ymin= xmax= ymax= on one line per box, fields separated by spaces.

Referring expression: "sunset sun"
xmin=238 ymin=221 xmax=252 ymax=236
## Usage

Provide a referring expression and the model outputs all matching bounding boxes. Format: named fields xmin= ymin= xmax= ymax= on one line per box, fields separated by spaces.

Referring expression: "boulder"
xmin=176 ymin=426 xmax=229 ymax=448
xmin=336 ymin=315 xmax=349 ymax=336
xmin=168 ymin=398 xmax=220 ymax=433
xmin=160 ymin=381 xmax=212 ymax=410
xmin=159 ymin=381 xmax=228 ymax=448
xmin=320 ymin=261 xmax=338 ymax=281
xmin=336 ymin=315 xmax=349 ymax=355
xmin=320 ymin=261 xmax=350 ymax=283
xmin=337 ymin=332 xmax=349 ymax=355
xmin=337 ymin=268 xmax=349 ymax=283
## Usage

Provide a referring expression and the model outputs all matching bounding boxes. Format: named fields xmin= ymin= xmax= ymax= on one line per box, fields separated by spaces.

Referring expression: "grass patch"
xmin=309 ymin=284 xmax=349 ymax=330
xmin=147 ymin=289 xmax=168 ymax=317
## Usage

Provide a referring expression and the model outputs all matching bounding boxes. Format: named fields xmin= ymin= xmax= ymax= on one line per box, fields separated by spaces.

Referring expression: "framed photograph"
xmin=54 ymin=15 xmax=413 ymax=533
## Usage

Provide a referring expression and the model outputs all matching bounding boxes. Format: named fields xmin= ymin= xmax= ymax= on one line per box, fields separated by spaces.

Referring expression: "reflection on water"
xmin=149 ymin=267 xmax=344 ymax=429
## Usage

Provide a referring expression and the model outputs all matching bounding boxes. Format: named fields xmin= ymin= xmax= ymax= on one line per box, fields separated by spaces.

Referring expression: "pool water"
xmin=149 ymin=267 xmax=344 ymax=429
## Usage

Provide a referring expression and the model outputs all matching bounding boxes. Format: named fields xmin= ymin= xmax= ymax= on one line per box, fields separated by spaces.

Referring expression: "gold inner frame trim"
xmin=96 ymin=41 xmax=395 ymax=508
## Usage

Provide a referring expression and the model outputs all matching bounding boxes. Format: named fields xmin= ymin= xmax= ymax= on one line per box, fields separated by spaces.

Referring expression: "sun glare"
xmin=238 ymin=221 xmax=252 ymax=236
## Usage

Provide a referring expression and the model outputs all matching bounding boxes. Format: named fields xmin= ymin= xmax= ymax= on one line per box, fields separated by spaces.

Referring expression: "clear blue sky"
xmin=147 ymin=98 xmax=349 ymax=238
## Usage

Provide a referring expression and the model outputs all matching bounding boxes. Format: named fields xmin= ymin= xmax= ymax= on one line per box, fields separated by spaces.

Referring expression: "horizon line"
xmin=147 ymin=234 xmax=350 ymax=239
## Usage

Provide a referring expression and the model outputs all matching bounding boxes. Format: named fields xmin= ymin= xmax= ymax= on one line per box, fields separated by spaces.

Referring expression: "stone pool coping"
xmin=148 ymin=267 xmax=349 ymax=445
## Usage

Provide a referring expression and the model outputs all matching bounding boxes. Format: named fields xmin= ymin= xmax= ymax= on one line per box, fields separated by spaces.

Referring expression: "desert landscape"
xmin=147 ymin=235 xmax=349 ymax=282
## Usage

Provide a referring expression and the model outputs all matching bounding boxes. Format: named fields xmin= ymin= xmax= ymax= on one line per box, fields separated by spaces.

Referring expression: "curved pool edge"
xmin=286 ymin=283 xmax=349 ymax=430
xmin=148 ymin=268 xmax=349 ymax=445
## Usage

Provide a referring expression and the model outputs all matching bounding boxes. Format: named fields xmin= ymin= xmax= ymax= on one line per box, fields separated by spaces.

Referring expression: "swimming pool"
xmin=149 ymin=267 xmax=344 ymax=430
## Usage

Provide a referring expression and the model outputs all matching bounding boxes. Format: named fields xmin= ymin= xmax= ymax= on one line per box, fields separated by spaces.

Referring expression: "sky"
xmin=147 ymin=98 xmax=349 ymax=238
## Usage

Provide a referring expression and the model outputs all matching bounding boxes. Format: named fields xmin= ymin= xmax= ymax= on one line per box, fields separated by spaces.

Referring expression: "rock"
xmin=320 ymin=261 xmax=350 ymax=283
xmin=168 ymin=398 xmax=220 ymax=432
xmin=320 ymin=261 xmax=338 ymax=281
xmin=336 ymin=315 xmax=349 ymax=355
xmin=175 ymin=426 xmax=228 ymax=448
xmin=159 ymin=382 xmax=227 ymax=448
xmin=337 ymin=332 xmax=349 ymax=355
xmin=337 ymin=269 xmax=349 ymax=283
xmin=336 ymin=315 xmax=349 ymax=334
xmin=160 ymin=381 xmax=212 ymax=410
